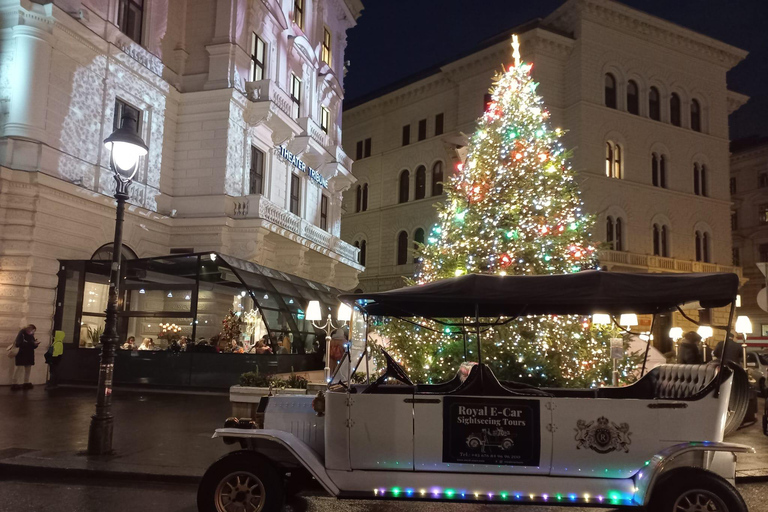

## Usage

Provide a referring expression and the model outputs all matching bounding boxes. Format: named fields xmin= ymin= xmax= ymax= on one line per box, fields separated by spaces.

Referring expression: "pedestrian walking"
xmin=677 ymin=331 xmax=703 ymax=364
xmin=10 ymin=324 xmax=40 ymax=391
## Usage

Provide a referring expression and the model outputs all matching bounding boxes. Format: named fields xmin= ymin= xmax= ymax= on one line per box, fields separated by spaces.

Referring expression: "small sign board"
xmin=611 ymin=338 xmax=624 ymax=359
xmin=442 ymin=397 xmax=540 ymax=467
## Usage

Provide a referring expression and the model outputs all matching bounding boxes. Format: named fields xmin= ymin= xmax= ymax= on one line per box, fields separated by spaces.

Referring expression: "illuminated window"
xmin=320 ymin=106 xmax=330 ymax=134
xmin=604 ymin=73 xmax=617 ymax=109
xmin=117 ymin=0 xmax=143 ymax=44
xmin=321 ymin=28 xmax=332 ymax=66
xmin=605 ymin=141 xmax=622 ymax=179
xmin=293 ymin=0 xmax=304 ymax=30
xmin=290 ymin=74 xmax=301 ymax=118
xmin=250 ymin=34 xmax=266 ymax=82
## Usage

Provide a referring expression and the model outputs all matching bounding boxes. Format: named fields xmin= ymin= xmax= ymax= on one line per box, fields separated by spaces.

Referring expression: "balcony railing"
xmin=230 ymin=195 xmax=360 ymax=266
xmin=599 ymin=250 xmax=742 ymax=277
xmin=298 ymin=116 xmax=331 ymax=149
xmin=245 ymin=79 xmax=293 ymax=119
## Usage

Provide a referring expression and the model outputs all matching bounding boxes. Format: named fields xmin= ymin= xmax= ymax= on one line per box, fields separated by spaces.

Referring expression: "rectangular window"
xmin=730 ymin=177 xmax=737 ymax=194
xmin=117 ymin=0 xmax=143 ymax=44
xmin=290 ymin=74 xmax=301 ymax=118
xmin=249 ymin=146 xmax=265 ymax=195
xmin=761 ymin=204 xmax=768 ymax=224
xmin=321 ymin=28 xmax=332 ymax=66
xmin=113 ymin=98 xmax=142 ymax=134
xmin=290 ymin=174 xmax=300 ymax=215
xmin=418 ymin=119 xmax=427 ymax=141
xmin=759 ymin=173 xmax=768 ymax=188
xmin=435 ymin=113 xmax=444 ymax=136
xmin=293 ymin=0 xmax=304 ymax=30
xmin=355 ymin=141 xmax=363 ymax=160
xmin=364 ymin=138 xmax=371 ymax=158
xmin=402 ymin=124 xmax=410 ymax=146
xmin=320 ymin=195 xmax=329 ymax=231
xmin=320 ymin=106 xmax=330 ymax=134
xmin=250 ymin=34 xmax=266 ymax=82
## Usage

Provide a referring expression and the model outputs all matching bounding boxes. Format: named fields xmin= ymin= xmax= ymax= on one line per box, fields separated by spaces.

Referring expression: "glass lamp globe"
xmin=306 ymin=300 xmax=322 ymax=321
xmin=104 ymin=110 xmax=148 ymax=180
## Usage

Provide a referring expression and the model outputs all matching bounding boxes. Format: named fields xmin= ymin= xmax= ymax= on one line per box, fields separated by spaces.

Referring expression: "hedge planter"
xmin=229 ymin=385 xmax=309 ymax=419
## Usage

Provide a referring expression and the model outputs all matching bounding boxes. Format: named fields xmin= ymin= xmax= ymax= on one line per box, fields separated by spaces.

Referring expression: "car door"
xmin=348 ymin=391 xmax=415 ymax=470
xmin=550 ymin=398 xmax=658 ymax=478
xmin=413 ymin=395 xmax=552 ymax=474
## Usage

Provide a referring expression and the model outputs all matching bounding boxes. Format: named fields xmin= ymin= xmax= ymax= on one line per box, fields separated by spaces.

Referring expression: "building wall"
xmin=731 ymin=140 xmax=768 ymax=334
xmin=0 ymin=0 xmax=364 ymax=384
xmin=341 ymin=0 xmax=746 ymax=293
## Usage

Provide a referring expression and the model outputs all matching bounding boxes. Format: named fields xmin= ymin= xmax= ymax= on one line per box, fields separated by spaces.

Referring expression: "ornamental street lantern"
xmin=307 ymin=300 xmax=350 ymax=382
xmin=87 ymin=109 xmax=148 ymax=456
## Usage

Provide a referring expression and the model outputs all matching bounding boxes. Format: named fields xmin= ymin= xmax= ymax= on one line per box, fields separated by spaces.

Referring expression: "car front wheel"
xmin=197 ymin=451 xmax=284 ymax=512
xmin=649 ymin=468 xmax=747 ymax=512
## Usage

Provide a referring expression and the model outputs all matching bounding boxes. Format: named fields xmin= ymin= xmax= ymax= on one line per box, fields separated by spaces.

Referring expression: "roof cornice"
xmin=546 ymin=0 xmax=748 ymax=69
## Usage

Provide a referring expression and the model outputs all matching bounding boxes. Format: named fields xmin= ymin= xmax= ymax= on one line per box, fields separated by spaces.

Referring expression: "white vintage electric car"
xmin=198 ymin=272 xmax=754 ymax=512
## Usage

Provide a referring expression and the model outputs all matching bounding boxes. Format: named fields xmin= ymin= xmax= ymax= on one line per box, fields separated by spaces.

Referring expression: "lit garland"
xmin=373 ymin=53 xmax=639 ymax=388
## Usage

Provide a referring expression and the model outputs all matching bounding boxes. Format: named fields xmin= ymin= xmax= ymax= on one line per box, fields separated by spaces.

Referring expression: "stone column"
xmin=5 ymin=13 xmax=54 ymax=142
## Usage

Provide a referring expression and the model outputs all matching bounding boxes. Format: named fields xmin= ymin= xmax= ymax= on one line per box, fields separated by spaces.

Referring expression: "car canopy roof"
xmin=339 ymin=271 xmax=739 ymax=318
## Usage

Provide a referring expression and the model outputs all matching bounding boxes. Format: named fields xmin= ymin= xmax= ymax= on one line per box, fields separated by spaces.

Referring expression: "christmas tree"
xmin=375 ymin=37 xmax=638 ymax=387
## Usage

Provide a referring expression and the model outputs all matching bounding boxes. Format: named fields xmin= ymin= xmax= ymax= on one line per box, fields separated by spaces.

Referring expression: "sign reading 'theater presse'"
xmin=277 ymin=146 xmax=328 ymax=189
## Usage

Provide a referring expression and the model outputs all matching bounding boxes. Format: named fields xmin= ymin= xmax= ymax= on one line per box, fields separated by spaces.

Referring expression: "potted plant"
xmin=230 ymin=369 xmax=309 ymax=418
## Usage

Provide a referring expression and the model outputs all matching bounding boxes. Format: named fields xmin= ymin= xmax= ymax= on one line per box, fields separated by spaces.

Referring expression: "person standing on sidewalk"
xmin=11 ymin=324 xmax=39 ymax=391
xmin=45 ymin=330 xmax=65 ymax=389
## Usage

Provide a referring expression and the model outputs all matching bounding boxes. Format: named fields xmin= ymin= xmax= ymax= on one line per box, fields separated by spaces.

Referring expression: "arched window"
xmin=627 ymin=80 xmax=639 ymax=115
xmin=415 ymin=165 xmax=426 ymax=200
xmin=691 ymin=99 xmax=701 ymax=132
xmin=651 ymin=153 xmax=667 ymax=188
xmin=606 ymin=141 xmax=622 ymax=178
xmin=670 ymin=93 xmax=681 ymax=126
xmin=431 ymin=161 xmax=443 ymax=196
xmin=695 ymin=230 xmax=709 ymax=262
xmin=652 ymin=224 xmax=669 ymax=257
xmin=606 ymin=216 xmax=624 ymax=251
xmin=359 ymin=240 xmax=367 ymax=266
xmin=413 ymin=228 xmax=425 ymax=263
xmin=693 ymin=163 xmax=707 ymax=196
xmin=398 ymin=170 xmax=409 ymax=203
xmin=362 ymin=183 xmax=368 ymax=211
xmin=355 ymin=185 xmax=361 ymax=213
xmin=649 ymin=86 xmax=660 ymax=121
xmin=604 ymin=73 xmax=617 ymax=109
xmin=396 ymin=231 xmax=408 ymax=265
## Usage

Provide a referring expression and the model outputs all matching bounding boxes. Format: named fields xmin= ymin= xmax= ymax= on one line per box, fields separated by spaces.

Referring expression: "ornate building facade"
xmin=341 ymin=0 xmax=746 ymax=294
xmin=0 ymin=0 xmax=363 ymax=384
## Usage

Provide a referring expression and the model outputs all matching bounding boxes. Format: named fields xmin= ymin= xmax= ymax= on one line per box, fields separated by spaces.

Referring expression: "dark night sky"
xmin=343 ymin=0 xmax=768 ymax=139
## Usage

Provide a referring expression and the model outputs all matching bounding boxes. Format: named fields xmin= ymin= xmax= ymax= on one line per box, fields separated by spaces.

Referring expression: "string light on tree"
xmin=373 ymin=36 xmax=639 ymax=387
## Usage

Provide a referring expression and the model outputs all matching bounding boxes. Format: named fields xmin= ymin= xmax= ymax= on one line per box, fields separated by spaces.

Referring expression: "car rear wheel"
xmin=649 ymin=468 xmax=747 ymax=512
xmin=198 ymin=451 xmax=284 ymax=512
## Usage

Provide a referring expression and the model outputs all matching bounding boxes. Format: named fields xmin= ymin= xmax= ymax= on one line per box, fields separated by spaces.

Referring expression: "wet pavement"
xmin=0 ymin=386 xmax=231 ymax=478
xmin=1 ymin=476 xmax=767 ymax=512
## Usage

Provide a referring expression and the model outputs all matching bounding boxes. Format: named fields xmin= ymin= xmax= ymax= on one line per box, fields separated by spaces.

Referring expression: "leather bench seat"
xmin=653 ymin=363 xmax=719 ymax=399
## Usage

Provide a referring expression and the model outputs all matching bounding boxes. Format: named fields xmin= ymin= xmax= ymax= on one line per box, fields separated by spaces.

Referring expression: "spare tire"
xmin=724 ymin=364 xmax=750 ymax=436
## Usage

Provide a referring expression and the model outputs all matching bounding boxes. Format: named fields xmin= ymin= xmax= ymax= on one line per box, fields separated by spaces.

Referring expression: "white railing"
xmin=228 ymin=195 xmax=360 ymax=265
xmin=245 ymin=79 xmax=294 ymax=118
xmin=599 ymin=250 xmax=741 ymax=277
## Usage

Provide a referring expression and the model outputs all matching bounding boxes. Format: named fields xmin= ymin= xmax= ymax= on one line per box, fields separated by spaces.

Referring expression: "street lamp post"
xmin=735 ymin=315 xmax=752 ymax=369
xmin=87 ymin=110 xmax=148 ymax=456
xmin=306 ymin=301 xmax=352 ymax=382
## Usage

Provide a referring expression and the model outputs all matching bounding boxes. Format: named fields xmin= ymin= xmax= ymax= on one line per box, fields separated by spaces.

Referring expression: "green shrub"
xmin=285 ymin=373 xmax=308 ymax=389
